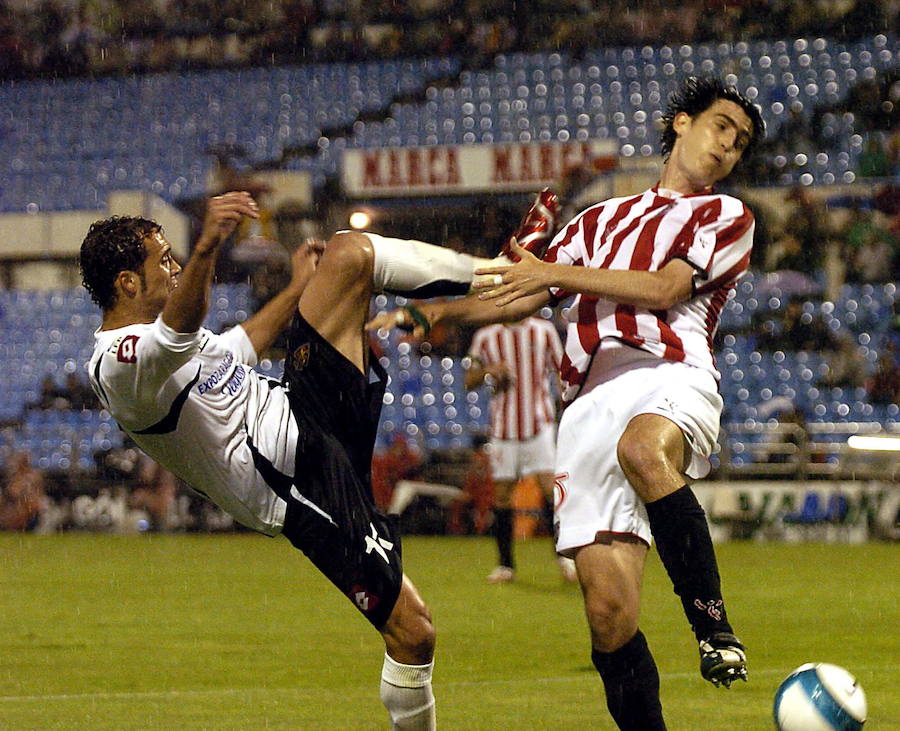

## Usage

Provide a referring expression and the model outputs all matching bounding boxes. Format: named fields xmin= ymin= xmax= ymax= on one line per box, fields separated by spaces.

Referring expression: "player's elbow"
xmin=644 ymin=289 xmax=680 ymax=310
xmin=642 ymin=272 xmax=690 ymax=309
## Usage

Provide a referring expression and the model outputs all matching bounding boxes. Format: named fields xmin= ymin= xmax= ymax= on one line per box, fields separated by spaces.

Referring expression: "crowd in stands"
xmin=734 ymin=68 xmax=900 ymax=185
xmin=28 ymin=373 xmax=97 ymax=412
xmin=1 ymin=0 xmax=896 ymax=80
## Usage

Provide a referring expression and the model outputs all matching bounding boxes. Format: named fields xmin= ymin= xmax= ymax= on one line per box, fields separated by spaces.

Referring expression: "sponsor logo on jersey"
xmin=292 ymin=343 xmax=310 ymax=370
xmin=197 ymin=351 xmax=235 ymax=395
xmin=115 ymin=335 xmax=140 ymax=364
xmin=222 ymin=365 xmax=246 ymax=396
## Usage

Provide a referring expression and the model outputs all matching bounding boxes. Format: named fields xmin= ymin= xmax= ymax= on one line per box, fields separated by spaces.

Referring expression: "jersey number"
xmin=116 ymin=335 xmax=140 ymax=364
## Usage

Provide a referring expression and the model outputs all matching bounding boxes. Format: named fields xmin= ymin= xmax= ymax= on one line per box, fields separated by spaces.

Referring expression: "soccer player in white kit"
xmin=464 ymin=317 xmax=576 ymax=583
xmin=371 ymin=77 xmax=766 ymax=730
xmin=80 ymin=191 xmax=514 ymax=729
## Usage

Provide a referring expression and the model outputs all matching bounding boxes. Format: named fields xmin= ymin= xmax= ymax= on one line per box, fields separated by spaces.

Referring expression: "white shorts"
xmin=488 ymin=422 xmax=556 ymax=481
xmin=553 ymin=347 xmax=722 ymax=554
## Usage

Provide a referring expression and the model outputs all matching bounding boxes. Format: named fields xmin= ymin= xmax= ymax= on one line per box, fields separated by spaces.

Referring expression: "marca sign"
xmin=342 ymin=140 xmax=617 ymax=197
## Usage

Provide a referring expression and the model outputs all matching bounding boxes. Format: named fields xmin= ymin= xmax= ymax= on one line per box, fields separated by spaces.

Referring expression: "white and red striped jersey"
xmin=468 ymin=317 xmax=563 ymax=441
xmin=544 ymin=185 xmax=754 ymax=403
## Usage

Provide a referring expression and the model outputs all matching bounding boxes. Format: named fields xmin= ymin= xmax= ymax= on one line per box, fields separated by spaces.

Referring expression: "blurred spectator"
xmin=30 ymin=374 xmax=70 ymax=411
xmin=757 ymin=298 xmax=866 ymax=388
xmin=867 ymin=344 xmax=900 ymax=405
xmin=758 ymin=397 xmax=810 ymax=477
xmin=888 ymin=123 xmax=900 ymax=176
xmin=128 ymin=454 xmax=179 ymax=531
xmin=757 ymin=299 xmax=835 ymax=352
xmin=29 ymin=373 xmax=96 ymax=412
xmin=447 ymin=433 xmax=494 ymax=535
xmin=370 ymin=435 xmax=423 ymax=511
xmin=813 ymin=70 xmax=900 ymax=148
xmin=857 ymin=133 xmax=892 ymax=178
xmin=0 ymin=451 xmax=47 ymax=531
xmin=94 ymin=438 xmax=143 ymax=482
xmin=63 ymin=373 xmax=97 ymax=411
xmin=782 ymin=104 xmax=816 ymax=155
xmin=773 ymin=187 xmax=829 ymax=272
xmin=840 ymin=202 xmax=899 ymax=283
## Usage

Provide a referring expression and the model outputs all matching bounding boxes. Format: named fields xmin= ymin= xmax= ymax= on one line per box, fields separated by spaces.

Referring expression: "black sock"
xmin=591 ymin=630 xmax=666 ymax=731
xmin=494 ymin=508 xmax=514 ymax=569
xmin=645 ymin=485 xmax=733 ymax=641
xmin=541 ymin=501 xmax=555 ymax=541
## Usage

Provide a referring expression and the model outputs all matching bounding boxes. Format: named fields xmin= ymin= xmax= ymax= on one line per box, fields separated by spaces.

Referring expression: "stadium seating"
xmin=0 ymin=37 xmax=897 ymax=476
xmin=0 ymin=278 xmax=895 ymax=475
xmin=0 ymin=58 xmax=460 ymax=212
xmin=1 ymin=36 xmax=895 ymax=212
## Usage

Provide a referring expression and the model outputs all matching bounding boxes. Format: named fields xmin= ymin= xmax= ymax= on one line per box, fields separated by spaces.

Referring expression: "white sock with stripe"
xmin=379 ymin=653 xmax=436 ymax=730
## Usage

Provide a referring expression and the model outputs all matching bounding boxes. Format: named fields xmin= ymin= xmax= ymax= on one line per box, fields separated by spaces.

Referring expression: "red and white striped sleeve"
xmin=544 ymin=202 xmax=606 ymax=302
xmin=692 ymin=197 xmax=755 ymax=295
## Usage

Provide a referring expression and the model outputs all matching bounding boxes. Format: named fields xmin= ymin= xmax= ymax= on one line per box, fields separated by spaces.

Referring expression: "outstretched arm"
xmin=367 ymin=289 xmax=551 ymax=340
xmin=161 ymin=192 xmax=259 ymax=333
xmin=474 ymin=239 xmax=694 ymax=310
xmin=240 ymin=239 xmax=325 ymax=356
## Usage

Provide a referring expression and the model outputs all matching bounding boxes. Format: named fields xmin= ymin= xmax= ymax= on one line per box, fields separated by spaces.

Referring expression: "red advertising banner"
xmin=342 ymin=140 xmax=618 ymax=196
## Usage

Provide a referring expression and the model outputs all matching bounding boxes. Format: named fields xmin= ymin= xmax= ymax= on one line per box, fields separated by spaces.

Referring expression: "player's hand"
xmin=287 ymin=237 xmax=326 ymax=295
xmin=486 ymin=363 xmax=515 ymax=392
xmin=196 ymin=191 xmax=260 ymax=251
xmin=473 ymin=237 xmax=550 ymax=306
xmin=366 ymin=303 xmax=435 ymax=340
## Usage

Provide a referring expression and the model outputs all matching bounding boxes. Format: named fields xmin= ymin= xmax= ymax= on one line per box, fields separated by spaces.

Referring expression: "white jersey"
xmin=468 ymin=317 xmax=562 ymax=441
xmin=88 ymin=316 xmax=295 ymax=535
xmin=544 ymin=185 xmax=754 ymax=403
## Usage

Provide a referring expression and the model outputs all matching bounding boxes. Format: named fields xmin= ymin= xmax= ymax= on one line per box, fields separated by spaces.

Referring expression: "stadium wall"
xmin=0 ymin=192 xmax=189 ymax=290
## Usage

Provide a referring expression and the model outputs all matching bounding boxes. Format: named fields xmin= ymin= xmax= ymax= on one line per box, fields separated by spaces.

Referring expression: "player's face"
xmin=670 ymin=99 xmax=754 ymax=189
xmin=140 ymin=231 xmax=181 ymax=309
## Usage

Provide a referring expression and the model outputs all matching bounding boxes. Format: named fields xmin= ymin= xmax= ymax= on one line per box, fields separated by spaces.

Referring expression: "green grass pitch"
xmin=1 ymin=533 xmax=897 ymax=729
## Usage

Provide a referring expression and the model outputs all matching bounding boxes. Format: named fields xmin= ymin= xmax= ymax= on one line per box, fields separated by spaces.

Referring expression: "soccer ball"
xmin=774 ymin=663 xmax=867 ymax=730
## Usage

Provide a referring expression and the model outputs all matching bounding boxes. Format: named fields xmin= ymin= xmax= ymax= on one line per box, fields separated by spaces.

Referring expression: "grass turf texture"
xmin=1 ymin=533 xmax=897 ymax=730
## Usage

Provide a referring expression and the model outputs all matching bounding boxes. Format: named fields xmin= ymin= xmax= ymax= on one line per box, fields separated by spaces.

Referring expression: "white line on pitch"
xmin=1 ymin=665 xmax=895 ymax=703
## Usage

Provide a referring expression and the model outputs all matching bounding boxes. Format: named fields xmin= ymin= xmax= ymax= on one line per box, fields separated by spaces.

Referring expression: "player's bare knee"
xmin=383 ymin=590 xmax=435 ymax=662
xmin=387 ymin=607 xmax=435 ymax=662
xmin=617 ymin=427 xmax=668 ymax=487
xmin=584 ymin=596 xmax=637 ymax=652
xmin=584 ymin=585 xmax=637 ymax=652
xmin=321 ymin=231 xmax=374 ymax=281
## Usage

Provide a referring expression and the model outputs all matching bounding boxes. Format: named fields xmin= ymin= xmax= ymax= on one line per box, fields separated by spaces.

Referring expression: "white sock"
xmin=380 ymin=653 xmax=436 ymax=730
xmin=364 ymin=232 xmax=501 ymax=297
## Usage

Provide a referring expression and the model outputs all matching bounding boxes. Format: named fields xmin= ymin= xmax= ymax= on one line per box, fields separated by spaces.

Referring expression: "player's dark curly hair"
xmin=80 ymin=216 xmax=160 ymax=310
xmin=660 ymin=76 xmax=766 ymax=161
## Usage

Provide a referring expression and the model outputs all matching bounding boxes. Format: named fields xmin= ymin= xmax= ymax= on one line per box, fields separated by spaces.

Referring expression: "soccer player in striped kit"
xmin=464 ymin=316 xmax=577 ymax=583
xmin=372 ymin=77 xmax=766 ymax=730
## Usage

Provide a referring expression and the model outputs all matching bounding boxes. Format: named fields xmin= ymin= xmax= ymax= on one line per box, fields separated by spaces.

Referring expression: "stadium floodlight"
xmin=349 ymin=210 xmax=372 ymax=229
xmin=846 ymin=435 xmax=900 ymax=451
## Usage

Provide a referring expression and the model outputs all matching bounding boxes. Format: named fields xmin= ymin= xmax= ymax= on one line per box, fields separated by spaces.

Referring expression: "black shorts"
xmin=277 ymin=314 xmax=402 ymax=630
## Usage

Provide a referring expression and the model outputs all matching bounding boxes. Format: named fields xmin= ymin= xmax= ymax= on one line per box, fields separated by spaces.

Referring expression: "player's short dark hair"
xmin=80 ymin=216 xmax=160 ymax=310
xmin=660 ymin=76 xmax=766 ymax=161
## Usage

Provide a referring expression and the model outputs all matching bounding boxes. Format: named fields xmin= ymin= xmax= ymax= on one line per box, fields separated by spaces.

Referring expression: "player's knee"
xmin=321 ymin=231 xmax=374 ymax=281
xmin=384 ymin=596 xmax=435 ymax=663
xmin=616 ymin=428 xmax=665 ymax=484
xmin=398 ymin=607 xmax=436 ymax=661
xmin=584 ymin=593 xmax=637 ymax=652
